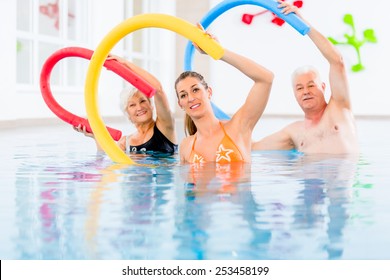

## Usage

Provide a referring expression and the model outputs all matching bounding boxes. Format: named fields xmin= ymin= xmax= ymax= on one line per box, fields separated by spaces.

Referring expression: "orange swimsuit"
xmin=189 ymin=122 xmax=244 ymax=163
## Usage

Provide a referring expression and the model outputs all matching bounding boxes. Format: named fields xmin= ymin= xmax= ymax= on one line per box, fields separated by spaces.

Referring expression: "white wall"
xmin=206 ymin=0 xmax=389 ymax=116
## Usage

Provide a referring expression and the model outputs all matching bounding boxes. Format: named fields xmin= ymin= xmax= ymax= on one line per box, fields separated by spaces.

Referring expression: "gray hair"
xmin=119 ymin=86 xmax=154 ymax=121
xmin=291 ymin=65 xmax=321 ymax=85
xmin=119 ymin=86 xmax=139 ymax=118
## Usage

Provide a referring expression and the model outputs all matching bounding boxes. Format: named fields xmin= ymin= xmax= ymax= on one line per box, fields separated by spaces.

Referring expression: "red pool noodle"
xmin=40 ymin=47 xmax=156 ymax=141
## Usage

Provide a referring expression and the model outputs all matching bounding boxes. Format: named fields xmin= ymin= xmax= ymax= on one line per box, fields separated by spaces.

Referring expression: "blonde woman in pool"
xmin=175 ymin=26 xmax=274 ymax=164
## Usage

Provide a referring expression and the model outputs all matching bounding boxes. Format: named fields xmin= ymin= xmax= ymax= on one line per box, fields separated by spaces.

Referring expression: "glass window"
xmin=132 ymin=31 xmax=144 ymax=53
xmin=67 ymin=57 xmax=88 ymax=87
xmin=67 ymin=0 xmax=77 ymax=40
xmin=123 ymin=0 xmax=163 ymax=75
xmin=16 ymin=39 xmax=33 ymax=84
xmin=38 ymin=0 xmax=60 ymax=37
xmin=16 ymin=0 xmax=90 ymax=89
xmin=17 ymin=0 xmax=32 ymax=32
xmin=38 ymin=42 xmax=62 ymax=85
xmin=122 ymin=0 xmax=175 ymax=110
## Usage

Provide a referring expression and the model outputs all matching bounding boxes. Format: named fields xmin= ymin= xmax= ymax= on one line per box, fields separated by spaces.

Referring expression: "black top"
xmin=127 ymin=124 xmax=177 ymax=155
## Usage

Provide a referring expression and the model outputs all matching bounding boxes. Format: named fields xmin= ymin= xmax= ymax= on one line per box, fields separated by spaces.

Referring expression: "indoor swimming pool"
xmin=0 ymin=117 xmax=389 ymax=260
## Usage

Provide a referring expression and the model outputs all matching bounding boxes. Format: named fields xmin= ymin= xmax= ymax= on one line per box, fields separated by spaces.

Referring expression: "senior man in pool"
xmin=252 ymin=0 xmax=358 ymax=154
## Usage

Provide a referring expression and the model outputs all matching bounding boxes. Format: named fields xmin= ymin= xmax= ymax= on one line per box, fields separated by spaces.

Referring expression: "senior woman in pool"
xmin=75 ymin=55 xmax=177 ymax=155
xmin=175 ymin=31 xmax=273 ymax=163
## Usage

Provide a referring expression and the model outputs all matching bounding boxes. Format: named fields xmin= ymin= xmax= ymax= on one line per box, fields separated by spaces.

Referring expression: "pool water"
xmin=1 ymin=118 xmax=389 ymax=260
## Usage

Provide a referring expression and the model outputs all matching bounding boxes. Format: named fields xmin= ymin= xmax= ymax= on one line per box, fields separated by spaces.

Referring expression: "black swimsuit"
xmin=126 ymin=124 xmax=177 ymax=155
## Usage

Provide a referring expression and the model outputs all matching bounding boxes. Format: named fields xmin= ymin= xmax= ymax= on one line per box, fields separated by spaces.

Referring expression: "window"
xmin=16 ymin=0 xmax=90 ymax=91
xmin=123 ymin=0 xmax=157 ymax=74
xmin=122 ymin=0 xmax=176 ymax=108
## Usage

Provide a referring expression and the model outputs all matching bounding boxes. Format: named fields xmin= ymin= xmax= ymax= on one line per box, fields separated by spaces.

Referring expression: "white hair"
xmin=291 ymin=65 xmax=322 ymax=85
xmin=118 ymin=86 xmax=154 ymax=121
xmin=119 ymin=86 xmax=139 ymax=118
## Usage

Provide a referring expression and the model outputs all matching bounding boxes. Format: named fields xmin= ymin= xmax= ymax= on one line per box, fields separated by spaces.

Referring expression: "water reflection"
xmin=173 ymin=154 xmax=360 ymax=259
xmin=114 ymin=163 xmax=176 ymax=259
xmin=176 ymin=162 xmax=272 ymax=259
xmin=10 ymin=149 xmax=380 ymax=260
xmin=292 ymin=154 xmax=358 ymax=259
xmin=4 ymin=120 xmax=389 ymax=260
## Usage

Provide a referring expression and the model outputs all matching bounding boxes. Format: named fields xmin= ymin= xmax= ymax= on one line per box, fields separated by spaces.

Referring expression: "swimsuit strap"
xmin=218 ymin=121 xmax=226 ymax=134
xmin=219 ymin=121 xmax=234 ymax=144
xmin=125 ymin=135 xmax=131 ymax=153
xmin=191 ymin=134 xmax=198 ymax=153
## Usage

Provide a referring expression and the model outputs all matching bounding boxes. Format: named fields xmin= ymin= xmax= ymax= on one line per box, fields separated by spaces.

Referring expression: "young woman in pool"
xmin=175 ymin=29 xmax=274 ymax=164
xmin=75 ymin=55 xmax=177 ymax=155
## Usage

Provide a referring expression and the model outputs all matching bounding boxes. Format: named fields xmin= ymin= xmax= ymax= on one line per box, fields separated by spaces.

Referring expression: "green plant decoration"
xmin=328 ymin=14 xmax=377 ymax=72
xmin=16 ymin=40 xmax=22 ymax=52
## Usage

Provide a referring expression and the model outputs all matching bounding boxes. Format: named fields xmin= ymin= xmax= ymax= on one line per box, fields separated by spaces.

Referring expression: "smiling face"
xmin=175 ymin=72 xmax=212 ymax=118
xmin=292 ymin=69 xmax=326 ymax=113
xmin=126 ymin=91 xmax=153 ymax=124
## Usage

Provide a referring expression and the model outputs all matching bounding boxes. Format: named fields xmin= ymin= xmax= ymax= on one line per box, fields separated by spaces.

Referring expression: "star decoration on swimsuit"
xmin=216 ymin=144 xmax=234 ymax=163
xmin=192 ymin=154 xmax=205 ymax=163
